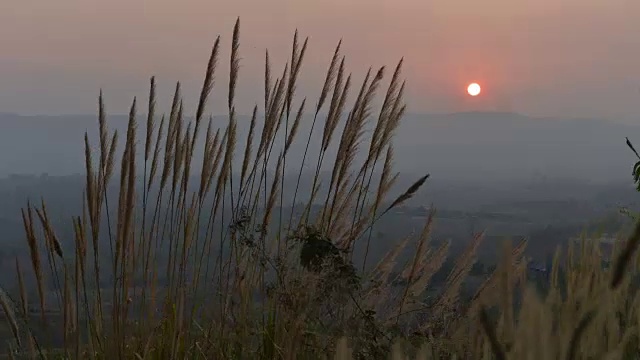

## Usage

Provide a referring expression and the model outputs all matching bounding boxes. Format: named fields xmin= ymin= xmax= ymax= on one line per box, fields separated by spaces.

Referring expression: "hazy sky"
xmin=1 ymin=0 xmax=639 ymax=122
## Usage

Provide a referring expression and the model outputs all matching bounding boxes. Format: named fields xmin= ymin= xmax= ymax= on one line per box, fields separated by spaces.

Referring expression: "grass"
xmin=2 ymin=18 xmax=640 ymax=359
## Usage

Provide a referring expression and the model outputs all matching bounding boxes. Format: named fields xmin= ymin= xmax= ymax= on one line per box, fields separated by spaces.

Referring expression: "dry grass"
xmin=1 ymin=18 xmax=638 ymax=360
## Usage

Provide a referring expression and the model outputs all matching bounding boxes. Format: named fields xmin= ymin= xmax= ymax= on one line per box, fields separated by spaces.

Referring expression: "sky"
xmin=1 ymin=0 xmax=639 ymax=122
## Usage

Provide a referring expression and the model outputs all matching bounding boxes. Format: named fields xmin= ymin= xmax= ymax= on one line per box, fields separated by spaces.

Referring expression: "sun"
xmin=467 ymin=83 xmax=481 ymax=96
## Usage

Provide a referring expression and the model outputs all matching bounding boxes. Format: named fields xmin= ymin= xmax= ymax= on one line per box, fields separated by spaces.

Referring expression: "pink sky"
xmin=1 ymin=0 xmax=639 ymax=122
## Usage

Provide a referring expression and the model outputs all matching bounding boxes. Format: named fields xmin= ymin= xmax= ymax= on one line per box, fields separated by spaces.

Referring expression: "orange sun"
xmin=467 ymin=83 xmax=481 ymax=96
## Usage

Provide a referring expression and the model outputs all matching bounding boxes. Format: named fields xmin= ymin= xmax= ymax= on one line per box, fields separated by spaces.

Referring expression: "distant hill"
xmin=395 ymin=111 xmax=639 ymax=182
xmin=0 ymin=111 xmax=637 ymax=183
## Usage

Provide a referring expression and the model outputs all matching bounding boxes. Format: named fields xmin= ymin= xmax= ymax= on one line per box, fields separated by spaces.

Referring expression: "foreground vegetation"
xmin=2 ymin=19 xmax=640 ymax=359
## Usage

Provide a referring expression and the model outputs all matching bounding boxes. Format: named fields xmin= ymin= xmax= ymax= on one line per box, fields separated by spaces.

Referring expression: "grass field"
xmin=1 ymin=19 xmax=640 ymax=359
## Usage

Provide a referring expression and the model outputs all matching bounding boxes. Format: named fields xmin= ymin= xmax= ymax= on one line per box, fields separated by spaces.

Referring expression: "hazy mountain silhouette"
xmin=396 ymin=111 xmax=637 ymax=182
xmin=0 ymin=111 xmax=636 ymax=182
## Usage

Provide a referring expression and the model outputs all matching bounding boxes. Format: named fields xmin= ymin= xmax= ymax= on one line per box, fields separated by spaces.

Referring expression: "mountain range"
xmin=0 ymin=111 xmax=637 ymax=183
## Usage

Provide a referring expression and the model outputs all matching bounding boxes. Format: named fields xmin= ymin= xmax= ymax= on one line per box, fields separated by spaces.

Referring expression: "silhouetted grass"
xmin=2 ymin=18 xmax=639 ymax=360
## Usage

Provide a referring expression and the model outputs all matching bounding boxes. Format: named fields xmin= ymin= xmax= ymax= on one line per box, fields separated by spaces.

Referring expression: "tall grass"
xmin=2 ymin=18 xmax=639 ymax=360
